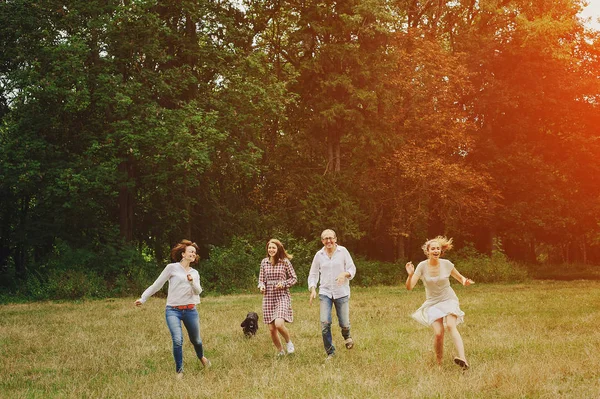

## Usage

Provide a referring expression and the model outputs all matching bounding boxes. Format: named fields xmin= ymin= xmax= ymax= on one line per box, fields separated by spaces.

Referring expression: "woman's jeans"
xmin=165 ymin=306 xmax=204 ymax=373
xmin=319 ymin=294 xmax=351 ymax=355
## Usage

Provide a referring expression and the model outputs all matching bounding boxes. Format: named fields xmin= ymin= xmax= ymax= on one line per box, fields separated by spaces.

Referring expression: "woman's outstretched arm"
xmin=450 ymin=267 xmax=474 ymax=286
xmin=405 ymin=262 xmax=420 ymax=290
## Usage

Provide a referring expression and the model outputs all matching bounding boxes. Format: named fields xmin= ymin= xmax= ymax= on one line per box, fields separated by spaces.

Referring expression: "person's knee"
xmin=172 ymin=336 xmax=184 ymax=347
xmin=321 ymin=321 xmax=331 ymax=334
xmin=274 ymin=319 xmax=285 ymax=329
xmin=434 ymin=329 xmax=444 ymax=340
xmin=187 ymin=329 xmax=202 ymax=346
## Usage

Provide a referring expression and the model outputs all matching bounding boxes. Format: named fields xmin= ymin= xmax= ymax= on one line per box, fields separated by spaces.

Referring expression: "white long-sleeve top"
xmin=308 ymin=245 xmax=356 ymax=299
xmin=139 ymin=262 xmax=202 ymax=306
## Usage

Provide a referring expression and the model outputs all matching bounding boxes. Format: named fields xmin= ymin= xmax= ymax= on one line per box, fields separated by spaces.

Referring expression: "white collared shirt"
xmin=140 ymin=262 xmax=202 ymax=306
xmin=308 ymin=245 xmax=356 ymax=299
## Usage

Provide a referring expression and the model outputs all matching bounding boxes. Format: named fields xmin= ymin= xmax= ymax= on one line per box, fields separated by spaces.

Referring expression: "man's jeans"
xmin=319 ymin=294 xmax=351 ymax=355
xmin=165 ymin=306 xmax=204 ymax=373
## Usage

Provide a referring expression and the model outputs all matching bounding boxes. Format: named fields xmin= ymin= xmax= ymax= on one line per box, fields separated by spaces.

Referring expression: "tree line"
xmin=1 ymin=0 xmax=599 ymax=292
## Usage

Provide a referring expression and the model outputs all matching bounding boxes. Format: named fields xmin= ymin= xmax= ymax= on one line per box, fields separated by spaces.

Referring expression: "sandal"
xmin=453 ymin=357 xmax=469 ymax=370
xmin=344 ymin=337 xmax=354 ymax=349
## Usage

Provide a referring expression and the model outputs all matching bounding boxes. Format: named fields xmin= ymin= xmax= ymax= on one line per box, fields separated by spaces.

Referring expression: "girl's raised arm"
xmin=405 ymin=262 xmax=420 ymax=290
xmin=450 ymin=267 xmax=474 ymax=286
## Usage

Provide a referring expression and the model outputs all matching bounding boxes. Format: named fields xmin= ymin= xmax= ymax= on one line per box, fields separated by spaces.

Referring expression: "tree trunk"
xmin=15 ymin=245 xmax=26 ymax=280
xmin=427 ymin=205 xmax=444 ymax=238
xmin=394 ymin=235 xmax=406 ymax=262
xmin=0 ymin=208 xmax=10 ymax=272
xmin=474 ymin=225 xmax=494 ymax=255
xmin=183 ymin=185 xmax=192 ymax=240
xmin=334 ymin=135 xmax=341 ymax=173
xmin=325 ymin=130 xmax=342 ymax=174
xmin=118 ymin=159 xmax=134 ymax=242
xmin=154 ymin=240 xmax=166 ymax=263
xmin=529 ymin=240 xmax=537 ymax=263
xmin=15 ymin=197 xmax=29 ymax=279
xmin=326 ymin=134 xmax=334 ymax=175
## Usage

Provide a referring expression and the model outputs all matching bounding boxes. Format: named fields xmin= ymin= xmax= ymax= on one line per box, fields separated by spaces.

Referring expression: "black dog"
xmin=241 ymin=311 xmax=259 ymax=337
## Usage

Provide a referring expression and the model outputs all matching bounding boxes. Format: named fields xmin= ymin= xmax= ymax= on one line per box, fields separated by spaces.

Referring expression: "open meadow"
xmin=1 ymin=281 xmax=600 ymax=398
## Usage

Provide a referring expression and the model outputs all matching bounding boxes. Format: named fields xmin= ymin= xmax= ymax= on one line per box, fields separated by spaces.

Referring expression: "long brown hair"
xmin=266 ymin=239 xmax=293 ymax=265
xmin=171 ymin=239 xmax=200 ymax=264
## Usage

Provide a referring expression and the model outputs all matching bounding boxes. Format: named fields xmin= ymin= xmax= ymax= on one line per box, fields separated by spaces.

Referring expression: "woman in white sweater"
xmin=135 ymin=239 xmax=210 ymax=378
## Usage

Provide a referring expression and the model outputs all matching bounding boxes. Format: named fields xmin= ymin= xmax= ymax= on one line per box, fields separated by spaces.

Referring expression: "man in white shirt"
xmin=308 ymin=229 xmax=357 ymax=360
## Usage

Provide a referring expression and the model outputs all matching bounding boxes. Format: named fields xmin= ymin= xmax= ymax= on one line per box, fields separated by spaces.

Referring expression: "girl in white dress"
xmin=405 ymin=236 xmax=474 ymax=369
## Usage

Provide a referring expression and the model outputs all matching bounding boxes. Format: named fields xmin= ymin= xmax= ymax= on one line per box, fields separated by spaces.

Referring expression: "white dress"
xmin=411 ymin=259 xmax=465 ymax=326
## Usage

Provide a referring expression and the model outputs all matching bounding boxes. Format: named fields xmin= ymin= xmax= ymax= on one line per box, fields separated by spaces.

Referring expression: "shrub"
xmin=0 ymin=239 xmax=158 ymax=301
xmin=199 ymin=237 xmax=264 ymax=295
xmin=46 ymin=269 xmax=109 ymax=299
xmin=524 ymin=263 xmax=600 ymax=280
xmin=24 ymin=272 xmax=50 ymax=301
xmin=0 ymin=236 xmax=537 ymax=303
xmin=452 ymin=249 xmax=529 ymax=283
xmin=352 ymin=259 xmax=404 ymax=287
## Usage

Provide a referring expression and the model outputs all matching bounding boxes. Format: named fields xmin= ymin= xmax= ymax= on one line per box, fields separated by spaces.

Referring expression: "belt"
xmin=170 ymin=304 xmax=195 ymax=310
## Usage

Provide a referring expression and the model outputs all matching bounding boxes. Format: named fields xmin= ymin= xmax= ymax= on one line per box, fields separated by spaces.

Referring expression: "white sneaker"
xmin=277 ymin=350 xmax=285 ymax=357
xmin=286 ymin=341 xmax=295 ymax=354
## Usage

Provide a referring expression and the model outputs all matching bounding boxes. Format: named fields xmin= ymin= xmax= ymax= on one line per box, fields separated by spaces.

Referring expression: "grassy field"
xmin=1 ymin=281 xmax=599 ymax=398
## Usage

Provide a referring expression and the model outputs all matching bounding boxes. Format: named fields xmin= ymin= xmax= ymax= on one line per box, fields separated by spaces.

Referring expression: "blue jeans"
xmin=165 ymin=306 xmax=204 ymax=373
xmin=319 ymin=294 xmax=351 ymax=355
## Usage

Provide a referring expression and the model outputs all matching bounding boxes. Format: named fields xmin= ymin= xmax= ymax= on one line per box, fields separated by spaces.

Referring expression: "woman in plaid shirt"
xmin=258 ymin=239 xmax=298 ymax=356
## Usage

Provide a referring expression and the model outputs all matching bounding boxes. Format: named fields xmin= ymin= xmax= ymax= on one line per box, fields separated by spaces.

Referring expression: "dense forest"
xmin=1 ymin=0 xmax=599 ymax=296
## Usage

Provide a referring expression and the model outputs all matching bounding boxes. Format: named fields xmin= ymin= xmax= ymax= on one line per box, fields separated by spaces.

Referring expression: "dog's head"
xmin=246 ymin=312 xmax=258 ymax=322
xmin=241 ymin=312 xmax=259 ymax=335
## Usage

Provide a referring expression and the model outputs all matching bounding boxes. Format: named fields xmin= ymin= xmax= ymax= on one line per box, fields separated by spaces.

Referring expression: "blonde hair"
xmin=421 ymin=236 xmax=453 ymax=256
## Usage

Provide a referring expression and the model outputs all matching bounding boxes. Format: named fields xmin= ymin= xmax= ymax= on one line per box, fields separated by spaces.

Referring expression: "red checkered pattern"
xmin=258 ymin=258 xmax=297 ymax=323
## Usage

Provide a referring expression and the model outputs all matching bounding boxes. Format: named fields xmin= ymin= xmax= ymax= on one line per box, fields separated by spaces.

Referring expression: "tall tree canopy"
xmin=1 ymin=0 xmax=599 ymax=289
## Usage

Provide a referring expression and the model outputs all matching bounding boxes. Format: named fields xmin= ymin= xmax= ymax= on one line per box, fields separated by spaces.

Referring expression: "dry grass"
xmin=1 ymin=281 xmax=600 ymax=398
